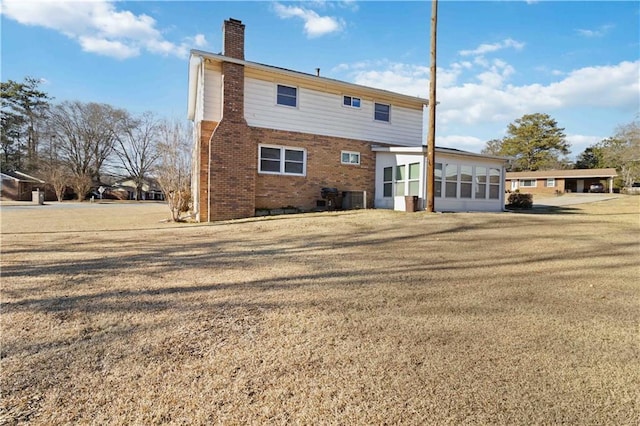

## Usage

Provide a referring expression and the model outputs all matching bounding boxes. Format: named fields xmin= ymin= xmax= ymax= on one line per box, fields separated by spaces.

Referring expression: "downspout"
xmin=501 ymin=166 xmax=506 ymax=211
xmin=207 ymin=135 xmax=211 ymax=222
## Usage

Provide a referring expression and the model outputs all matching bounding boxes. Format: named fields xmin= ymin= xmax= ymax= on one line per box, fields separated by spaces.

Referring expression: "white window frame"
xmin=395 ymin=164 xmax=406 ymax=196
xmin=546 ymin=178 xmax=556 ymax=187
xmin=276 ymin=84 xmax=298 ymax=108
xmin=444 ymin=164 xmax=458 ymax=198
xmin=341 ymin=151 xmax=361 ymax=165
xmin=489 ymin=168 xmax=501 ymax=199
xmin=434 ymin=163 xmax=443 ymax=198
xmin=460 ymin=165 xmax=473 ymax=199
xmin=258 ymin=144 xmax=306 ymax=176
xmin=476 ymin=166 xmax=488 ymax=199
xmin=408 ymin=162 xmax=420 ymax=196
xmin=520 ymin=179 xmax=537 ymax=188
xmin=374 ymin=102 xmax=391 ymax=123
xmin=343 ymin=95 xmax=361 ymax=108
xmin=383 ymin=167 xmax=393 ymax=198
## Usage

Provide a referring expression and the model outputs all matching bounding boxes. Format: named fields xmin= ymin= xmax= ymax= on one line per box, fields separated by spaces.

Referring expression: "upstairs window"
xmin=343 ymin=96 xmax=361 ymax=108
xmin=277 ymin=84 xmax=297 ymax=107
xmin=374 ymin=103 xmax=390 ymax=122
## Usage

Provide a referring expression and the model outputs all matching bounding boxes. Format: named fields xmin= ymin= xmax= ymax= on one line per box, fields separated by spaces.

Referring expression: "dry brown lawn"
xmin=1 ymin=197 xmax=639 ymax=425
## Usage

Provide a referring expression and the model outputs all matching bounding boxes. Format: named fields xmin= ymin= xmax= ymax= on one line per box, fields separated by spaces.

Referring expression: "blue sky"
xmin=2 ymin=1 xmax=639 ymax=159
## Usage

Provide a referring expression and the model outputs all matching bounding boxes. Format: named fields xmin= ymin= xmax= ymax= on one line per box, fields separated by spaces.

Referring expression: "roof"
xmin=506 ymin=168 xmax=618 ymax=179
xmin=188 ymin=50 xmax=428 ymax=120
xmin=371 ymin=145 xmax=509 ymax=163
xmin=1 ymin=170 xmax=45 ymax=183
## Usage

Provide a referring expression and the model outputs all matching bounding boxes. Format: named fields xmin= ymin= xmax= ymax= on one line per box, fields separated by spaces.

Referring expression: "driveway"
xmin=532 ymin=193 xmax=621 ymax=207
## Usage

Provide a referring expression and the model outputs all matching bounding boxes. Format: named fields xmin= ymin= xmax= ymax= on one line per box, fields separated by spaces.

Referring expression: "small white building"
xmin=374 ymin=146 xmax=507 ymax=212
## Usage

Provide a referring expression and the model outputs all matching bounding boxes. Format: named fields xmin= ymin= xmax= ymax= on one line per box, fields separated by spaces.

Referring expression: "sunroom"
xmin=373 ymin=146 xmax=507 ymax=213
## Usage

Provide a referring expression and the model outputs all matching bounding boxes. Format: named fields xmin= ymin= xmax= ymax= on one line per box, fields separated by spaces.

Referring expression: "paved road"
xmin=0 ymin=200 xmax=166 ymax=210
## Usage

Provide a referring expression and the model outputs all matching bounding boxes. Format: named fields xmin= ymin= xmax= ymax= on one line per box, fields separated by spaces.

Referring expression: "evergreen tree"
xmin=0 ymin=77 xmax=52 ymax=171
xmin=501 ymin=113 xmax=569 ymax=171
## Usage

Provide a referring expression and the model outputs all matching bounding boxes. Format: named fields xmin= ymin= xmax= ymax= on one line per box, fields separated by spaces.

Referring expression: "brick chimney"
xmin=223 ymin=18 xmax=245 ymax=60
xmin=205 ymin=18 xmax=256 ymax=221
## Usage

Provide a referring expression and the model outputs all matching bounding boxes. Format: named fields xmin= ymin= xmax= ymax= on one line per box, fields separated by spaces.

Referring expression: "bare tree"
xmin=41 ymin=160 xmax=70 ymax=201
xmin=112 ymin=111 xmax=160 ymax=200
xmin=48 ymin=101 xmax=125 ymax=200
xmin=602 ymin=119 xmax=640 ymax=188
xmin=155 ymin=119 xmax=191 ymax=221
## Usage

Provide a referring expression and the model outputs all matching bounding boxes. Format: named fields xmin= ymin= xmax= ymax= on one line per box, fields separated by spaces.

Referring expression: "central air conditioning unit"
xmin=342 ymin=191 xmax=366 ymax=210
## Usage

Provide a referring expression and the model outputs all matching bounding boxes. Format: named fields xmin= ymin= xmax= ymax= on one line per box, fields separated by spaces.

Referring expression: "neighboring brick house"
xmin=188 ymin=18 xmax=507 ymax=221
xmin=506 ymin=168 xmax=618 ymax=195
xmin=0 ymin=170 xmax=54 ymax=201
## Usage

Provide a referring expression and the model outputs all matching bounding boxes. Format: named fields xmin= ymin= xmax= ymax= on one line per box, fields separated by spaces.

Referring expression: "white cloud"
xmin=273 ymin=2 xmax=345 ymax=38
xmin=545 ymin=61 xmax=639 ymax=108
xmin=576 ymin=24 xmax=614 ymax=38
xmin=0 ymin=0 xmax=205 ymax=59
xmin=78 ymin=36 xmax=140 ymax=60
xmin=459 ymin=38 xmax=525 ymax=57
xmin=191 ymin=34 xmax=207 ymax=48
xmin=566 ymin=134 xmax=604 ymax=157
xmin=336 ymin=56 xmax=638 ymax=156
xmin=345 ymin=59 xmax=638 ymax=123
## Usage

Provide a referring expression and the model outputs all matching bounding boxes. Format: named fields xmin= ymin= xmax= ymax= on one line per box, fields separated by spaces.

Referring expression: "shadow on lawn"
xmin=506 ymin=205 xmax=583 ymax=215
xmin=3 ymin=212 xmax=638 ymax=316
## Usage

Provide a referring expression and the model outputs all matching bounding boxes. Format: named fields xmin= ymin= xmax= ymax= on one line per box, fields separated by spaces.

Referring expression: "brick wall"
xmin=196 ymin=18 xmax=375 ymax=221
xmin=253 ymin=128 xmax=375 ymax=210
xmin=507 ymin=178 xmax=566 ymax=195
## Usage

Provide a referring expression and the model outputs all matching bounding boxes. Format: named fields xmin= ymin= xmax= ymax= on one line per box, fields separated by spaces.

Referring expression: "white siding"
xmin=434 ymin=153 xmax=505 ymax=213
xmin=201 ymin=62 xmax=423 ymax=145
xmin=203 ymin=64 xmax=222 ymax=121
xmin=374 ymin=151 xmax=506 ymax=213
xmin=375 ymin=153 xmax=425 ymax=211
xmin=244 ymin=78 xmax=423 ymax=146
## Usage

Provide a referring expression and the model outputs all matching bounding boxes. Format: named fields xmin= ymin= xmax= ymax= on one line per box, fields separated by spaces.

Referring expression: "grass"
xmin=1 ymin=197 xmax=639 ymax=425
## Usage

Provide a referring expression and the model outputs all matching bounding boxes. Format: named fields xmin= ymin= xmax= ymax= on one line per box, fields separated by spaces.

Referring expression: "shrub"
xmin=507 ymin=191 xmax=533 ymax=209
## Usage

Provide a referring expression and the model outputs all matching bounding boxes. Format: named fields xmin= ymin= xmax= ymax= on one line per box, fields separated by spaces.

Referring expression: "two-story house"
xmin=188 ymin=18 xmax=507 ymax=222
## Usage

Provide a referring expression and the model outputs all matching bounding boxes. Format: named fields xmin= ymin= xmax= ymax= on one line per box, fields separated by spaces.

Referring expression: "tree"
xmin=41 ymin=160 xmax=71 ymax=201
xmin=112 ymin=111 xmax=160 ymax=200
xmin=500 ymin=113 xmax=569 ymax=171
xmin=48 ymin=101 xmax=126 ymax=200
xmin=481 ymin=139 xmax=504 ymax=156
xmin=0 ymin=77 xmax=52 ymax=171
xmin=155 ymin=119 xmax=191 ymax=221
xmin=574 ymin=145 xmax=606 ymax=169
xmin=0 ymin=111 xmax=23 ymax=172
xmin=600 ymin=120 xmax=640 ymax=187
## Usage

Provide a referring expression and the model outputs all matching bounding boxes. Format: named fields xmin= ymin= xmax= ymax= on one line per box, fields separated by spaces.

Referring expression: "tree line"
xmin=1 ymin=77 xmax=191 ymax=221
xmin=481 ymin=112 xmax=640 ymax=188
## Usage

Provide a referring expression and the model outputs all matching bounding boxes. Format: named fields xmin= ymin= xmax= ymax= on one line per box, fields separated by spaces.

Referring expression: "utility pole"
xmin=426 ymin=0 xmax=438 ymax=212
